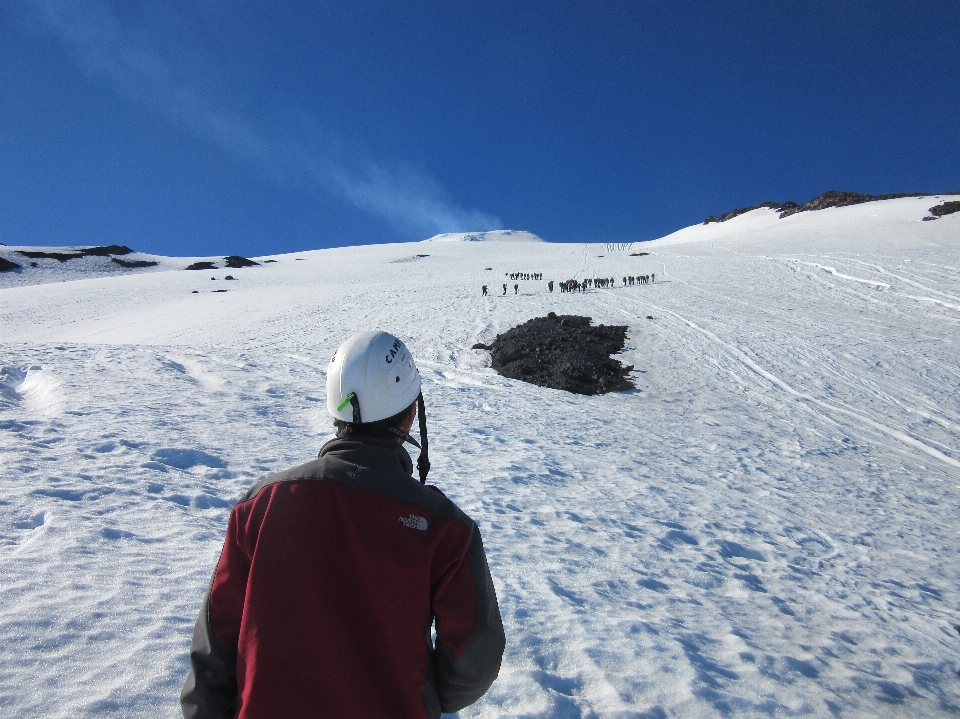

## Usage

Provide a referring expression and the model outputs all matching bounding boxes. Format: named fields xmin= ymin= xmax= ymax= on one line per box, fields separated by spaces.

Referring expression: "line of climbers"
xmin=557 ymin=275 xmax=654 ymax=292
xmin=505 ymin=272 xmax=543 ymax=280
xmin=482 ymin=274 xmax=655 ymax=296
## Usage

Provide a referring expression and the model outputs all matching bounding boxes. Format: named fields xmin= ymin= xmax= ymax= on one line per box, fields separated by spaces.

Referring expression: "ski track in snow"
xmin=1 ymin=200 xmax=959 ymax=717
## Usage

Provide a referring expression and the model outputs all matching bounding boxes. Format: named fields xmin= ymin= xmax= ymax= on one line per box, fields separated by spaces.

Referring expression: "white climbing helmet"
xmin=326 ymin=331 xmax=422 ymax=423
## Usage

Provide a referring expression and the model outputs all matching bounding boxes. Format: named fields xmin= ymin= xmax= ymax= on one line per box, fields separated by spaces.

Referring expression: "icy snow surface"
xmin=1 ymin=196 xmax=959 ymax=717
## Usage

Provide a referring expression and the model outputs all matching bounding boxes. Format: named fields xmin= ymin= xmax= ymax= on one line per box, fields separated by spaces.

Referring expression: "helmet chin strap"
xmin=387 ymin=426 xmax=420 ymax=449
xmin=416 ymin=392 xmax=430 ymax=483
xmin=349 ymin=393 xmax=362 ymax=424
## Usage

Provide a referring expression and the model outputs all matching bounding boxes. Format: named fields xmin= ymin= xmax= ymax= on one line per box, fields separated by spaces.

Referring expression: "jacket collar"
xmin=319 ymin=435 xmax=414 ymax=477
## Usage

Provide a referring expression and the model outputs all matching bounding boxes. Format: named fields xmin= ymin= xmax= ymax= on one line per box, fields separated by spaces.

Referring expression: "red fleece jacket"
xmin=181 ymin=436 xmax=505 ymax=719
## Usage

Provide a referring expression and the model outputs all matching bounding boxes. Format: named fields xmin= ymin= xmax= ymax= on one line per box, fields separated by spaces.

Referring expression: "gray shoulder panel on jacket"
xmin=237 ymin=437 xmax=475 ymax=530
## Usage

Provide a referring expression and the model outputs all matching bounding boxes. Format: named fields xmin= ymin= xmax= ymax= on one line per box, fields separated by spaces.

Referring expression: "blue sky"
xmin=2 ymin=1 xmax=958 ymax=257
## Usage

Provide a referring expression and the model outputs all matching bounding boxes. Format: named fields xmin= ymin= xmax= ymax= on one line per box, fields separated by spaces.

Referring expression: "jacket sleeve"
xmin=180 ymin=595 xmax=239 ymax=719
xmin=431 ymin=526 xmax=506 ymax=713
xmin=181 ymin=508 xmax=250 ymax=719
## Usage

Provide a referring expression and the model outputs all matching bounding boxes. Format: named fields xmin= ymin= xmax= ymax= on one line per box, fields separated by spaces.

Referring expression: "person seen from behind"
xmin=181 ymin=330 xmax=505 ymax=718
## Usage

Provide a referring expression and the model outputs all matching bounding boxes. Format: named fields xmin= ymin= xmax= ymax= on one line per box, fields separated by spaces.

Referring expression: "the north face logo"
xmin=399 ymin=514 xmax=428 ymax=531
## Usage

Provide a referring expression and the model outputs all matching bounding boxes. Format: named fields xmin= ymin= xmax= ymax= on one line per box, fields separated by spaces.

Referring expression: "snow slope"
xmin=1 ymin=197 xmax=959 ymax=717
xmin=0 ymin=246 xmax=185 ymax=289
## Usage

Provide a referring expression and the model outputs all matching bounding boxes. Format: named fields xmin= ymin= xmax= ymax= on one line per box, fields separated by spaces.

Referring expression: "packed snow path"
xmin=1 ymin=198 xmax=959 ymax=717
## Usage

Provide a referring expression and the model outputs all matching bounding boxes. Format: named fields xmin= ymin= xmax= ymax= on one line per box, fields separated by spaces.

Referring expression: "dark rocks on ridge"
xmin=16 ymin=245 xmax=135 ymax=262
xmin=79 ymin=245 xmax=133 ymax=256
xmin=704 ymin=201 xmax=798 ymax=224
xmin=188 ymin=256 xmax=264 ymax=271
xmin=0 ymin=257 xmax=22 ymax=273
xmin=779 ymin=190 xmax=927 ymax=218
xmin=224 ymin=256 xmax=260 ymax=268
xmin=17 ymin=250 xmax=85 ymax=262
xmin=925 ymin=200 xmax=960 ymax=220
xmin=704 ymin=190 xmax=934 ymax=224
xmin=112 ymin=257 xmax=159 ymax=268
xmin=474 ymin=313 xmax=634 ymax=395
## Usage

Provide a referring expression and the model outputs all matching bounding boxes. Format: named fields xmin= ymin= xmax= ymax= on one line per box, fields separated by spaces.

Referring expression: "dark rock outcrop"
xmin=80 ymin=245 xmax=133 ymax=256
xmin=704 ymin=201 xmax=798 ymax=224
xmin=186 ymin=262 xmax=218 ymax=271
xmin=779 ymin=190 xmax=925 ymax=218
xmin=927 ymin=200 xmax=960 ymax=219
xmin=111 ymin=257 xmax=159 ymax=268
xmin=17 ymin=251 xmax=85 ymax=262
xmin=0 ymin=257 xmax=22 ymax=273
xmin=224 ymin=255 xmax=260 ymax=268
xmin=476 ymin=313 xmax=634 ymax=395
xmin=15 ymin=245 xmax=135 ymax=262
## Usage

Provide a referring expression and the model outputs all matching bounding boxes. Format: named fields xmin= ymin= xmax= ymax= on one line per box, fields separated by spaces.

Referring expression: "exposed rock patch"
xmin=0 ymin=257 xmax=22 ymax=273
xmin=779 ymin=190 xmax=927 ymax=218
xmin=187 ymin=256 xmax=261 ymax=271
xmin=474 ymin=313 xmax=634 ymax=395
xmin=79 ymin=245 xmax=133 ymax=256
xmin=224 ymin=255 xmax=260 ymax=268
xmin=15 ymin=245 xmax=134 ymax=262
xmin=111 ymin=258 xmax=158 ymax=268
xmin=924 ymin=200 xmax=960 ymax=220
xmin=704 ymin=201 xmax=797 ymax=224
xmin=17 ymin=250 xmax=85 ymax=262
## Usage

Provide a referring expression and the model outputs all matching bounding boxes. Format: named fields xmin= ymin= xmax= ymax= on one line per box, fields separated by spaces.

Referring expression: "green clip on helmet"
xmin=327 ymin=331 xmax=422 ymax=424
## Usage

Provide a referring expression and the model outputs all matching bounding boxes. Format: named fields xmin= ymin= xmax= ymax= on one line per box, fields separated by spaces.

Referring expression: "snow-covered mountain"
xmin=424 ymin=229 xmax=545 ymax=243
xmin=1 ymin=196 xmax=959 ymax=717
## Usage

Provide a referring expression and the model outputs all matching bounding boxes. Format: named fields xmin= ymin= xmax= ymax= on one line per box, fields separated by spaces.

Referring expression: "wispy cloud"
xmin=11 ymin=0 xmax=502 ymax=239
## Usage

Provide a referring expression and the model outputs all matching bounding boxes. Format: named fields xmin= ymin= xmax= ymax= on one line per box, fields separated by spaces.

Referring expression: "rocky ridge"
xmin=703 ymin=190 xmax=960 ymax=224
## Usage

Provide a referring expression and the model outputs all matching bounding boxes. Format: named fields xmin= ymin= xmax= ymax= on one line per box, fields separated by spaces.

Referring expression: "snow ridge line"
xmin=776 ymin=256 xmax=960 ymax=312
xmin=600 ymin=290 xmax=960 ymax=471
xmin=846 ymin=259 xmax=960 ymax=302
xmin=897 ymin=294 xmax=960 ymax=312
xmin=781 ymin=258 xmax=890 ymax=288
